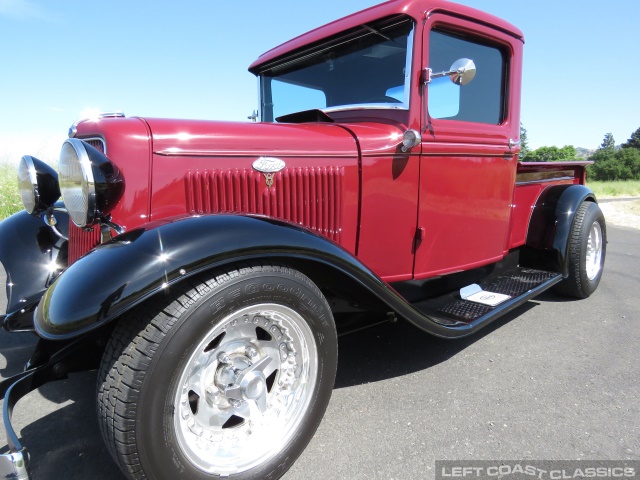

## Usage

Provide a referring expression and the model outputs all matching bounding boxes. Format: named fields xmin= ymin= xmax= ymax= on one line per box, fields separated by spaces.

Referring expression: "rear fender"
xmin=0 ymin=210 xmax=68 ymax=331
xmin=526 ymin=184 xmax=597 ymax=276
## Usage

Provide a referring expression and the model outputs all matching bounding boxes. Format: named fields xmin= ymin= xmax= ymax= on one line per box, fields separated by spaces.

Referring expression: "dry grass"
xmin=589 ymin=180 xmax=640 ymax=198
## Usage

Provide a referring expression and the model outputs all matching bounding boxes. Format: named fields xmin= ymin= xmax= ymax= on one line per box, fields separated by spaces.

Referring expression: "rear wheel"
xmin=555 ymin=202 xmax=606 ymax=298
xmin=97 ymin=263 xmax=337 ymax=480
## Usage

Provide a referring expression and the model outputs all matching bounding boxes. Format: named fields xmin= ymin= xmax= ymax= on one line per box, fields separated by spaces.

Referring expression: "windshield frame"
xmin=257 ymin=16 xmax=415 ymax=122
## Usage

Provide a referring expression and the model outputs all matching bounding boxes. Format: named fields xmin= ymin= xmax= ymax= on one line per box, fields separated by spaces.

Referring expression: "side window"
xmin=428 ymin=29 xmax=506 ymax=124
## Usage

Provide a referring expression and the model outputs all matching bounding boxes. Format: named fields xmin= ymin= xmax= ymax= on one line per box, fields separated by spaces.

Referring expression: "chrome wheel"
xmin=173 ymin=303 xmax=318 ymax=475
xmin=585 ymin=221 xmax=603 ymax=280
xmin=98 ymin=264 xmax=336 ymax=480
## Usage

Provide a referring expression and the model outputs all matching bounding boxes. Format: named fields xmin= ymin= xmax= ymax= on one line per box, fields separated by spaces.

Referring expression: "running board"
xmin=411 ymin=267 xmax=563 ymax=328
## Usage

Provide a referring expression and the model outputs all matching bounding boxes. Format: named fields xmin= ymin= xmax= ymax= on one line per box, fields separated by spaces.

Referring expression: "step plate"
xmin=414 ymin=268 xmax=559 ymax=324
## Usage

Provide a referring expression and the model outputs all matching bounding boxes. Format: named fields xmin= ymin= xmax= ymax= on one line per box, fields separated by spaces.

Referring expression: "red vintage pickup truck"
xmin=0 ymin=1 xmax=605 ymax=479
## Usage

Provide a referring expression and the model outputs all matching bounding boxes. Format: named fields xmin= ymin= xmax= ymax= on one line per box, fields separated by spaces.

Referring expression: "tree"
xmin=519 ymin=123 xmax=530 ymax=159
xmin=600 ymin=132 xmax=615 ymax=151
xmin=622 ymin=127 xmax=640 ymax=150
xmin=525 ymin=145 xmax=577 ymax=162
xmin=589 ymin=147 xmax=640 ymax=181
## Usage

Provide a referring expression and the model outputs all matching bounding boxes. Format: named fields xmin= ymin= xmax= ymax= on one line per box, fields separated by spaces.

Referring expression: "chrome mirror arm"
xmin=423 ymin=58 xmax=476 ymax=86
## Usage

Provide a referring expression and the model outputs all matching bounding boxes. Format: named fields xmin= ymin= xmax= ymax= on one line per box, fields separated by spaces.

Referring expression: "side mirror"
xmin=424 ymin=58 xmax=476 ymax=86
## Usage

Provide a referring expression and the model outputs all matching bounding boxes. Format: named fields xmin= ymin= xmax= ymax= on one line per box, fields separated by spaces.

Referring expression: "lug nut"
xmin=217 ymin=352 xmax=231 ymax=364
xmin=246 ymin=347 xmax=258 ymax=358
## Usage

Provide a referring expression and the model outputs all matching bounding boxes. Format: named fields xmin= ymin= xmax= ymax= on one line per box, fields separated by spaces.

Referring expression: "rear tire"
xmin=97 ymin=263 xmax=337 ymax=480
xmin=555 ymin=202 xmax=606 ymax=299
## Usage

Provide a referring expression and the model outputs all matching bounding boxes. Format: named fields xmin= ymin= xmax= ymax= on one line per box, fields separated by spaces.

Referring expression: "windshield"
xmin=259 ymin=16 xmax=414 ymax=122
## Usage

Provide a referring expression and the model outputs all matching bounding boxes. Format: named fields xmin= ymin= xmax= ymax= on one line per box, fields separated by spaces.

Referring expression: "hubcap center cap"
xmin=242 ymin=373 xmax=265 ymax=400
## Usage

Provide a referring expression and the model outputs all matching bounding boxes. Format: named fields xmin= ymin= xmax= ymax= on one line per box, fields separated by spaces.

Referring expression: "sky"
xmin=1 ymin=0 xmax=639 ymax=163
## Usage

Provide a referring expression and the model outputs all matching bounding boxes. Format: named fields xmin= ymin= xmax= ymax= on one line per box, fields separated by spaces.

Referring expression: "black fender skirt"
xmin=0 ymin=210 xmax=68 ymax=331
xmin=526 ymin=184 xmax=597 ymax=276
xmin=35 ymin=214 xmax=513 ymax=341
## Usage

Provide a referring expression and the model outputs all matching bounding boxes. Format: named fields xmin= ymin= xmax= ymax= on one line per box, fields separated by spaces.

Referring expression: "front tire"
xmin=555 ymin=201 xmax=606 ymax=299
xmin=97 ymin=263 xmax=337 ymax=480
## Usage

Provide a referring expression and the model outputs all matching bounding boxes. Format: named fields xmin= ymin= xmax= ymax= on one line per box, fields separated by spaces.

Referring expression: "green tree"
xmin=622 ymin=127 xmax=640 ymax=150
xmin=600 ymin=132 xmax=615 ymax=151
xmin=519 ymin=123 xmax=530 ymax=159
xmin=589 ymin=147 xmax=640 ymax=181
xmin=526 ymin=145 xmax=577 ymax=162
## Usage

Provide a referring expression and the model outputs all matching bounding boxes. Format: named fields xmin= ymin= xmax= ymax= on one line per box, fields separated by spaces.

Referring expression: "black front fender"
xmin=35 ymin=214 xmax=385 ymax=339
xmin=0 ymin=210 xmax=68 ymax=331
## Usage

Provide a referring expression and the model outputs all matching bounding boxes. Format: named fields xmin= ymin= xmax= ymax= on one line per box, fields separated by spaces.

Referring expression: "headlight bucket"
xmin=58 ymin=138 xmax=124 ymax=227
xmin=17 ymin=155 xmax=61 ymax=215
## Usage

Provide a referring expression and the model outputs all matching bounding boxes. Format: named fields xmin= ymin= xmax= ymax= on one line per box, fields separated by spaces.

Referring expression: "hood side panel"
xmin=147 ymin=119 xmax=360 ymax=254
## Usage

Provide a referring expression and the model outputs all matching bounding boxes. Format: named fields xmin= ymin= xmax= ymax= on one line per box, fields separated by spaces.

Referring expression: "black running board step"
xmin=411 ymin=268 xmax=563 ymax=326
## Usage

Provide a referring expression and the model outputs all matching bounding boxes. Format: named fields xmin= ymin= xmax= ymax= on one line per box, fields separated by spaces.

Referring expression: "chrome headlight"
xmin=58 ymin=138 xmax=124 ymax=227
xmin=17 ymin=155 xmax=60 ymax=215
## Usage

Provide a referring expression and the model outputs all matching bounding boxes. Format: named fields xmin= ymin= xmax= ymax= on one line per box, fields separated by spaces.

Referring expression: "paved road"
xmin=0 ymin=226 xmax=638 ymax=480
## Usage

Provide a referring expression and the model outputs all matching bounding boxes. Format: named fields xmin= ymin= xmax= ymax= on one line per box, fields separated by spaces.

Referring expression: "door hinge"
xmin=415 ymin=226 xmax=425 ymax=240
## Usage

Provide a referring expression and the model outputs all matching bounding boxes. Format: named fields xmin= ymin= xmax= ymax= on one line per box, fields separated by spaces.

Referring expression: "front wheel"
xmin=97 ymin=263 xmax=337 ymax=480
xmin=555 ymin=201 xmax=606 ymax=299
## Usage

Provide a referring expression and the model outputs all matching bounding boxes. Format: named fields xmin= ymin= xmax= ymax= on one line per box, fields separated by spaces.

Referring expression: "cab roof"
xmin=248 ymin=0 xmax=523 ymax=74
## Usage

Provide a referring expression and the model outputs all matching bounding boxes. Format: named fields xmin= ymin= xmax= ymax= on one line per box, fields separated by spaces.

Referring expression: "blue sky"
xmin=1 ymin=0 xmax=638 ymax=162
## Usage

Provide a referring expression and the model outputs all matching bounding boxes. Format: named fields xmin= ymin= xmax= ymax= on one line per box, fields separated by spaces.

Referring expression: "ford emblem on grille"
xmin=253 ymin=157 xmax=286 ymax=188
xmin=252 ymin=157 xmax=286 ymax=173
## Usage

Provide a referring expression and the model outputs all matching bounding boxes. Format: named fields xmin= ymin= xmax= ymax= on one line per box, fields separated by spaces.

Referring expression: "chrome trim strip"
xmin=516 ymin=176 xmax=575 ymax=186
xmin=154 ymin=150 xmax=357 ymax=158
xmin=421 ymin=152 xmax=511 ymax=158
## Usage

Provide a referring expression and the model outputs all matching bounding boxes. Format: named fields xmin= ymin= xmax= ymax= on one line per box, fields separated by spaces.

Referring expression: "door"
xmin=413 ymin=14 xmax=523 ymax=279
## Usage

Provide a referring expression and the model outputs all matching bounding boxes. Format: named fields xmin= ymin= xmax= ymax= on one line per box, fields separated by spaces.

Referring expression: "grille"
xmin=185 ymin=167 xmax=344 ymax=242
xmin=82 ymin=137 xmax=106 ymax=154
xmin=68 ymin=223 xmax=101 ymax=265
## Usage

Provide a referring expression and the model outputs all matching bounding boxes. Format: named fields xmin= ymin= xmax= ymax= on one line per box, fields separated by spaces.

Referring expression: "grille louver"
xmin=185 ymin=167 xmax=344 ymax=242
xmin=82 ymin=138 xmax=106 ymax=154
xmin=68 ymin=224 xmax=101 ymax=264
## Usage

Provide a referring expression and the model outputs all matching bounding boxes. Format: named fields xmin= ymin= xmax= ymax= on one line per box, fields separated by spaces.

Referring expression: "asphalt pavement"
xmin=1 ymin=226 xmax=638 ymax=480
